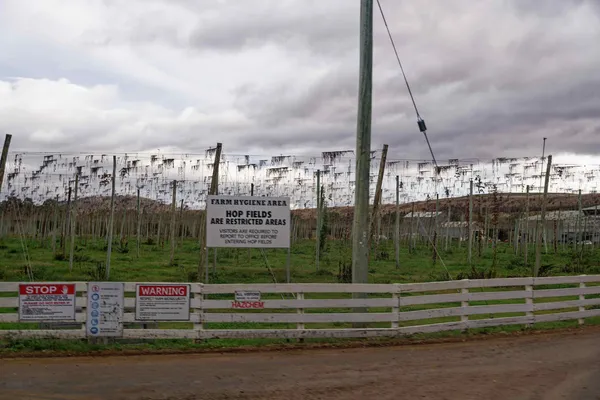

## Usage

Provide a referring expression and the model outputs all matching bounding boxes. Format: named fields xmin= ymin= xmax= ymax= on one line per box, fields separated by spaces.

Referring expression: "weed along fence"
xmin=1 ymin=276 xmax=600 ymax=340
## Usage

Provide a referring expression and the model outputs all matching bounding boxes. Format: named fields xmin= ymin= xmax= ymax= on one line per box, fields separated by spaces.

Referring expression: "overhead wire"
xmin=375 ymin=0 xmax=448 ymax=194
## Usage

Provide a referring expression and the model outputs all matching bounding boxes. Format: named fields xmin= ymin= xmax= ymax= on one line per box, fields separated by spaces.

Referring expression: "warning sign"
xmin=19 ymin=284 xmax=76 ymax=321
xmin=232 ymin=291 xmax=264 ymax=309
xmin=135 ymin=284 xmax=190 ymax=321
xmin=206 ymin=195 xmax=290 ymax=248
xmin=87 ymin=282 xmax=124 ymax=337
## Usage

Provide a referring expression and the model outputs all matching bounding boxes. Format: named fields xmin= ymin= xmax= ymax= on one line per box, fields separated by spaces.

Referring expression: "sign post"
xmin=19 ymin=283 xmax=76 ymax=321
xmin=135 ymin=284 xmax=191 ymax=321
xmin=206 ymin=195 xmax=291 ymax=282
xmin=86 ymin=282 xmax=124 ymax=337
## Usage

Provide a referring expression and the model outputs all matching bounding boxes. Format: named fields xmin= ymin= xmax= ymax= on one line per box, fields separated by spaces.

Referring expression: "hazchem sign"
xmin=232 ymin=291 xmax=264 ymax=309
xmin=86 ymin=282 xmax=124 ymax=337
xmin=135 ymin=284 xmax=191 ymax=321
xmin=19 ymin=284 xmax=76 ymax=321
xmin=206 ymin=195 xmax=290 ymax=248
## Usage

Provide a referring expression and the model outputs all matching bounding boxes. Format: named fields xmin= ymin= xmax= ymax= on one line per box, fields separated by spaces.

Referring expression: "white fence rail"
xmin=1 ymin=275 xmax=600 ymax=340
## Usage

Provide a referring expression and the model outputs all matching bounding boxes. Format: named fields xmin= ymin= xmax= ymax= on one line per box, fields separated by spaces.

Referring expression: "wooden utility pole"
xmin=369 ymin=144 xmax=388 ymax=253
xmin=106 ymin=155 xmax=117 ymax=280
xmin=534 ymin=155 xmax=552 ymax=277
xmin=351 ymin=0 xmax=373 ymax=313
xmin=315 ymin=169 xmax=321 ymax=271
xmin=201 ymin=143 xmax=222 ymax=282
xmin=68 ymin=174 xmax=79 ymax=272
xmin=468 ymin=180 xmax=474 ymax=267
xmin=170 ymin=180 xmax=177 ymax=266
xmin=395 ymin=175 xmax=400 ymax=269
xmin=0 ymin=134 xmax=12 ymax=193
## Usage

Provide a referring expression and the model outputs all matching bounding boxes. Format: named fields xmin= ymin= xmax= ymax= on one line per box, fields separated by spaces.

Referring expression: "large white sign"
xmin=135 ymin=284 xmax=190 ymax=321
xmin=206 ymin=195 xmax=290 ymax=248
xmin=19 ymin=283 xmax=76 ymax=321
xmin=87 ymin=282 xmax=124 ymax=337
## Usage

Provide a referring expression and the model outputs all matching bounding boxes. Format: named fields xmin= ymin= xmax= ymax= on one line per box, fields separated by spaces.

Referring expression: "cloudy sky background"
xmin=1 ymin=0 xmax=599 ymax=163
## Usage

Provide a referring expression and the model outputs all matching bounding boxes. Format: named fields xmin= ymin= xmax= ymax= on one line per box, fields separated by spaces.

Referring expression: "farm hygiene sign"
xmin=86 ymin=282 xmax=124 ymax=337
xmin=206 ymin=195 xmax=290 ymax=248
xmin=232 ymin=291 xmax=264 ymax=309
xmin=19 ymin=284 xmax=76 ymax=321
xmin=135 ymin=284 xmax=190 ymax=321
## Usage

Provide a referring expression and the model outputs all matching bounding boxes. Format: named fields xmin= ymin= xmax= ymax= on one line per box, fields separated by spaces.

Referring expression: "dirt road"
xmin=2 ymin=328 xmax=600 ymax=400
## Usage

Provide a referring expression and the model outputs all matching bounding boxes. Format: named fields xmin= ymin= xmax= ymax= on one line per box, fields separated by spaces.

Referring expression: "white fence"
xmin=1 ymin=275 xmax=600 ymax=340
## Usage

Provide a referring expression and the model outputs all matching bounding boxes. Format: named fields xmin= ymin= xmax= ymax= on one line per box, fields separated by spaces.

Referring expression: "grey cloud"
xmin=3 ymin=0 xmax=600 ymax=163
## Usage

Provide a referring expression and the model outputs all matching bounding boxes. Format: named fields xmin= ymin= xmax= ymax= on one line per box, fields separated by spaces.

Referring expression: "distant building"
xmin=520 ymin=208 xmax=600 ymax=244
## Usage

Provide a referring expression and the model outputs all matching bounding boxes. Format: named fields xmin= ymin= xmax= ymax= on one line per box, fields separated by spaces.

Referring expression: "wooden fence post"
xmin=461 ymin=280 xmax=469 ymax=330
xmin=525 ymin=283 xmax=533 ymax=328
xmin=193 ymin=284 xmax=204 ymax=342
xmin=579 ymin=275 xmax=586 ymax=326
xmin=392 ymin=284 xmax=400 ymax=329
xmin=297 ymin=292 xmax=304 ymax=342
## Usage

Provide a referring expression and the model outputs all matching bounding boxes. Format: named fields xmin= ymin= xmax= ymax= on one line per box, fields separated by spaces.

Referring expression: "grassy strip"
xmin=2 ymin=317 xmax=599 ymax=358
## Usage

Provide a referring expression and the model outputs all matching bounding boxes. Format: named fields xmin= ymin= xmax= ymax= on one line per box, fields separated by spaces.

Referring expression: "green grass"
xmin=1 ymin=236 xmax=600 ymax=354
xmin=2 ymin=318 xmax=599 ymax=356
xmin=1 ymin=236 xmax=600 ymax=284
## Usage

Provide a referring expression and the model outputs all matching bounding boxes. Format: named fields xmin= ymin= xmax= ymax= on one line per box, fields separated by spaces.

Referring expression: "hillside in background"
xmin=5 ymin=192 xmax=598 ymax=220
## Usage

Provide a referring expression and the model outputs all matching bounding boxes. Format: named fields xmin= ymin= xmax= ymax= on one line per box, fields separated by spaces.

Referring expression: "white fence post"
xmin=579 ymin=275 xmax=586 ymax=326
xmin=525 ymin=284 xmax=533 ymax=328
xmin=392 ymin=284 xmax=399 ymax=329
xmin=81 ymin=285 xmax=87 ymax=338
xmin=460 ymin=279 xmax=469 ymax=330
xmin=193 ymin=284 xmax=204 ymax=341
xmin=297 ymin=292 xmax=304 ymax=337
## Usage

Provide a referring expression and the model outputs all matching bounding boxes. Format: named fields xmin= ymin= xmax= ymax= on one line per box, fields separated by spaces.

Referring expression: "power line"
xmin=375 ymin=0 xmax=445 ymax=190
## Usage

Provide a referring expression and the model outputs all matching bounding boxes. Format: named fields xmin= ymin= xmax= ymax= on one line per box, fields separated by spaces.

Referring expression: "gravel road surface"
xmin=2 ymin=328 xmax=600 ymax=399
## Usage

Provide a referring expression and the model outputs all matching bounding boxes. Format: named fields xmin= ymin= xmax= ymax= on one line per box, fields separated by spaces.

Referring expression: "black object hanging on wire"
xmin=376 ymin=0 xmax=440 ymax=175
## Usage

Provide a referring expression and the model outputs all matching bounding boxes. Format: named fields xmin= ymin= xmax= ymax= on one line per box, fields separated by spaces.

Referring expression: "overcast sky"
xmin=0 ymin=0 xmax=599 ymax=161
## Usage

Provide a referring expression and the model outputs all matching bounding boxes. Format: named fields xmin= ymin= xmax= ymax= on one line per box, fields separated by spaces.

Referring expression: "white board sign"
xmin=86 ymin=282 xmax=124 ymax=337
xmin=206 ymin=195 xmax=290 ymax=248
xmin=235 ymin=291 xmax=261 ymax=302
xmin=135 ymin=284 xmax=191 ymax=321
xmin=19 ymin=283 xmax=76 ymax=321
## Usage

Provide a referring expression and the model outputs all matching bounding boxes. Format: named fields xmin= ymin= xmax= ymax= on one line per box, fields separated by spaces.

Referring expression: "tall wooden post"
xmin=201 ymin=143 xmax=222 ymax=282
xmin=136 ymin=188 xmax=141 ymax=258
xmin=62 ymin=187 xmax=72 ymax=256
xmin=445 ymin=202 xmax=451 ymax=251
xmin=395 ymin=175 xmax=400 ymax=269
xmin=409 ymin=202 xmax=415 ymax=253
xmin=0 ymin=134 xmax=12 ymax=194
xmin=316 ymin=169 xmax=321 ymax=271
xmin=525 ymin=186 xmax=530 ymax=265
xmin=534 ymin=155 xmax=552 ymax=277
xmin=68 ymin=174 xmax=79 ymax=272
xmin=468 ymin=180 xmax=474 ymax=267
xmin=52 ymin=194 xmax=59 ymax=254
xmin=352 ymin=0 xmax=373 ymax=287
xmin=106 ymin=155 xmax=117 ymax=280
xmin=369 ymin=144 xmax=388 ymax=255
xmin=576 ymin=189 xmax=582 ymax=252
xmin=170 ymin=180 xmax=177 ymax=266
